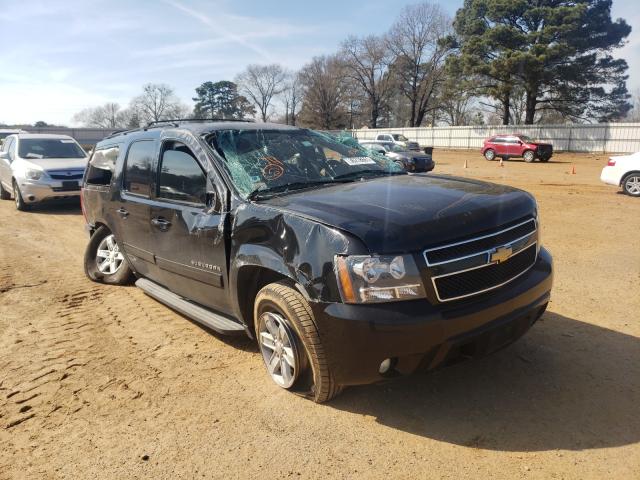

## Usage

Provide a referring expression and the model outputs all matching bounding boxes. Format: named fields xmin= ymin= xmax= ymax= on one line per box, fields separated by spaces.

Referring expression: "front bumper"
xmin=310 ymin=247 xmax=553 ymax=386
xmin=18 ymin=179 xmax=81 ymax=203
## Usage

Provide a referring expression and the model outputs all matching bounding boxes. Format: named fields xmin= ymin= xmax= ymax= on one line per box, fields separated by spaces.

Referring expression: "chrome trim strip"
xmin=431 ymin=243 xmax=538 ymax=303
xmin=423 ymin=218 xmax=537 ymax=266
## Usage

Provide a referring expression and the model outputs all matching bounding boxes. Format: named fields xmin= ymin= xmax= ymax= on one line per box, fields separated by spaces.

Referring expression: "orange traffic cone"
xmin=499 ymin=158 xmax=504 ymax=167
xmin=571 ymin=164 xmax=576 ymax=174
xmin=463 ymin=158 xmax=468 ymax=169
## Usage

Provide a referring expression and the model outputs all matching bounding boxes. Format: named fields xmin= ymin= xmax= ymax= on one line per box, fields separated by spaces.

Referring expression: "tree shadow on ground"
xmin=329 ymin=311 xmax=640 ymax=452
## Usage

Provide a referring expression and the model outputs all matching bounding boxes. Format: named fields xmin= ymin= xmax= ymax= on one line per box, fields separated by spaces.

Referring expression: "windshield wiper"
xmin=249 ymin=180 xmax=345 ymax=200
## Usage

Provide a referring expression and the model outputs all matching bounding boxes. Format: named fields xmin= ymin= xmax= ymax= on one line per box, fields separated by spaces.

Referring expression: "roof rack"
xmin=102 ymin=117 xmax=255 ymax=141
xmin=146 ymin=118 xmax=254 ymax=127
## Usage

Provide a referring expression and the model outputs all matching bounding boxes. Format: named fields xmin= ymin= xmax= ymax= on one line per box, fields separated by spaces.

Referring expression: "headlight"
xmin=335 ymin=254 xmax=426 ymax=303
xmin=25 ymin=169 xmax=42 ymax=180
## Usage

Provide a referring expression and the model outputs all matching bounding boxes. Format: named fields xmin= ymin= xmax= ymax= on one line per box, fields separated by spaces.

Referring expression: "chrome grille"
xmin=423 ymin=218 xmax=538 ymax=302
xmin=432 ymin=244 xmax=537 ymax=302
xmin=424 ymin=218 xmax=536 ymax=266
xmin=47 ymin=169 xmax=85 ymax=180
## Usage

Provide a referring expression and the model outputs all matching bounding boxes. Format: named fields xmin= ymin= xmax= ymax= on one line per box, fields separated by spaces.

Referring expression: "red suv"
xmin=481 ymin=134 xmax=553 ymax=163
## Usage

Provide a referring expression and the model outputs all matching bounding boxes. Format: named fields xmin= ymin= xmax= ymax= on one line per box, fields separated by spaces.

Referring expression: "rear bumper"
xmin=310 ymin=247 xmax=553 ymax=386
xmin=18 ymin=179 xmax=81 ymax=203
xmin=600 ymin=166 xmax=621 ymax=186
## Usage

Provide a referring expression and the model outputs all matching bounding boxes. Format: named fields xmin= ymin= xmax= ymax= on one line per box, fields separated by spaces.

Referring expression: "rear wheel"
xmin=254 ymin=282 xmax=342 ymax=403
xmin=0 ymin=182 xmax=10 ymax=200
xmin=394 ymin=160 xmax=405 ymax=171
xmin=484 ymin=149 xmax=496 ymax=161
xmin=84 ymin=226 xmax=133 ymax=284
xmin=13 ymin=180 xmax=29 ymax=211
xmin=622 ymin=173 xmax=640 ymax=197
xmin=523 ymin=150 xmax=536 ymax=163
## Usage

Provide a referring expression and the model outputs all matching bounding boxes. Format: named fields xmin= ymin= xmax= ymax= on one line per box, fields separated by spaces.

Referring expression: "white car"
xmin=0 ymin=133 xmax=88 ymax=210
xmin=600 ymin=151 xmax=640 ymax=197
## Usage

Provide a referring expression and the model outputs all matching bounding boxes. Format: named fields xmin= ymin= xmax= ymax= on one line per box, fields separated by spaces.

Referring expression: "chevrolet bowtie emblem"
xmin=490 ymin=245 xmax=513 ymax=263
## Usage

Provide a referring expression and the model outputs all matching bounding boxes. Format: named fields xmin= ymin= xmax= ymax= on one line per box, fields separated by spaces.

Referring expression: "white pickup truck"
xmin=374 ymin=133 xmax=420 ymax=151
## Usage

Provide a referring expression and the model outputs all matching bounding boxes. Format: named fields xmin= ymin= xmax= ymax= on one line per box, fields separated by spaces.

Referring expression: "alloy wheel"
xmin=625 ymin=176 xmax=640 ymax=196
xmin=96 ymin=234 xmax=125 ymax=275
xmin=258 ymin=311 xmax=299 ymax=388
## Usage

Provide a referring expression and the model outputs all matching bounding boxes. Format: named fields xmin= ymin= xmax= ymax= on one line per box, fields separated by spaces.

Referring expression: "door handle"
xmin=116 ymin=207 xmax=129 ymax=218
xmin=151 ymin=217 xmax=171 ymax=231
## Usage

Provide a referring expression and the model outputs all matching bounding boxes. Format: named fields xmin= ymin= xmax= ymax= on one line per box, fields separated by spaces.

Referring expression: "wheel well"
xmin=236 ymin=266 xmax=289 ymax=333
xmin=90 ymin=221 xmax=109 ymax=237
xmin=621 ymin=170 xmax=640 ymax=186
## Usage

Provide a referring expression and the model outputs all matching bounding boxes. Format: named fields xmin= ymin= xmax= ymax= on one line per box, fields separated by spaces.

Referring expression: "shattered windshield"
xmin=208 ymin=129 xmax=403 ymax=199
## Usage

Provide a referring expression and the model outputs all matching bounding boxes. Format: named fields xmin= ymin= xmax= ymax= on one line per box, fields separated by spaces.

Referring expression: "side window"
xmin=157 ymin=141 xmax=206 ymax=205
xmin=492 ymin=137 xmax=504 ymax=144
xmin=86 ymin=145 xmax=119 ymax=185
xmin=8 ymin=138 xmax=16 ymax=161
xmin=123 ymin=140 xmax=155 ymax=197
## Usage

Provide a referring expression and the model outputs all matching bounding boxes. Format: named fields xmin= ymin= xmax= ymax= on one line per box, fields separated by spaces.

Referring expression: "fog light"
xmin=379 ymin=358 xmax=392 ymax=374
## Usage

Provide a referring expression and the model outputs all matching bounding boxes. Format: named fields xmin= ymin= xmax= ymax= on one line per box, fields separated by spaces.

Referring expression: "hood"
xmin=22 ymin=157 xmax=88 ymax=171
xmin=262 ymin=174 xmax=536 ymax=253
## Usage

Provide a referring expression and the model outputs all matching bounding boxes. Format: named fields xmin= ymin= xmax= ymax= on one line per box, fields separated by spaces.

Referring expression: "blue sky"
xmin=0 ymin=0 xmax=638 ymax=125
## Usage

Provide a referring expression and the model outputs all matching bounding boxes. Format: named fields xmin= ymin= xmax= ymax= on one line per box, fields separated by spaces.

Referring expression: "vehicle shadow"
xmin=329 ymin=311 xmax=640 ymax=452
xmin=27 ymin=201 xmax=81 ymax=215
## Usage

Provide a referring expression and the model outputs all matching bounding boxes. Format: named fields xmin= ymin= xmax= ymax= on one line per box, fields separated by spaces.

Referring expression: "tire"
xmin=254 ymin=281 xmax=342 ymax=403
xmin=523 ymin=150 xmax=536 ymax=163
xmin=0 ymin=181 xmax=10 ymax=200
xmin=484 ymin=149 xmax=496 ymax=161
xmin=622 ymin=173 xmax=640 ymax=197
xmin=540 ymin=157 xmax=550 ymax=163
xmin=13 ymin=180 xmax=29 ymax=211
xmin=84 ymin=225 xmax=133 ymax=284
xmin=394 ymin=160 xmax=405 ymax=171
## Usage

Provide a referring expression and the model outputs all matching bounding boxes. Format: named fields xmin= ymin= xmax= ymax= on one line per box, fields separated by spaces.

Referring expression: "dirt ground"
xmin=1 ymin=150 xmax=639 ymax=479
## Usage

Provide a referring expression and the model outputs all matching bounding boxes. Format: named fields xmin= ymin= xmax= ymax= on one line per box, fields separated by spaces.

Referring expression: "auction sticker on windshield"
xmin=343 ymin=156 xmax=376 ymax=166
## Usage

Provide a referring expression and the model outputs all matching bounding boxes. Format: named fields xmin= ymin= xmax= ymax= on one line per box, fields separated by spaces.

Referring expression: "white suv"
xmin=374 ymin=133 xmax=420 ymax=151
xmin=600 ymin=152 xmax=640 ymax=197
xmin=0 ymin=133 xmax=88 ymax=210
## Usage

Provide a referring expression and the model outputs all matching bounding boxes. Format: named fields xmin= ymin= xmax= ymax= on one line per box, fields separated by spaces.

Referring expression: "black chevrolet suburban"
xmin=81 ymin=120 xmax=553 ymax=402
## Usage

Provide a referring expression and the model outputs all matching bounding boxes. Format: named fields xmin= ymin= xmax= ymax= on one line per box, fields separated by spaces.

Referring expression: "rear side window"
xmin=123 ymin=140 xmax=155 ymax=197
xmin=86 ymin=146 xmax=119 ymax=186
xmin=157 ymin=141 xmax=206 ymax=205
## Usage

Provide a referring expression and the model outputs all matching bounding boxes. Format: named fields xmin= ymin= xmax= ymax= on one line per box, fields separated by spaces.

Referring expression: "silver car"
xmin=0 ymin=134 xmax=88 ymax=210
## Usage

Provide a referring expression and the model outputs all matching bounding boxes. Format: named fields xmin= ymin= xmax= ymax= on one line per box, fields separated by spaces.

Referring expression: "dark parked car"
xmin=81 ymin=120 xmax=553 ymax=402
xmin=359 ymin=141 xmax=434 ymax=172
xmin=482 ymin=134 xmax=553 ymax=163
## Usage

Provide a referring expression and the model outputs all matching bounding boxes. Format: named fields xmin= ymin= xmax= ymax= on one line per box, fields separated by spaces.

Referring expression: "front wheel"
xmin=254 ymin=282 xmax=342 ymax=403
xmin=484 ymin=149 xmax=496 ymax=161
xmin=622 ymin=173 xmax=640 ymax=197
xmin=523 ymin=150 xmax=536 ymax=163
xmin=13 ymin=180 xmax=29 ymax=211
xmin=84 ymin=226 xmax=133 ymax=284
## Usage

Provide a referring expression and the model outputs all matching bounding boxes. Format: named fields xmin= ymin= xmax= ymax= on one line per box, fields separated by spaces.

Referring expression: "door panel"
xmin=112 ymin=139 xmax=159 ymax=279
xmin=148 ymin=140 xmax=231 ymax=314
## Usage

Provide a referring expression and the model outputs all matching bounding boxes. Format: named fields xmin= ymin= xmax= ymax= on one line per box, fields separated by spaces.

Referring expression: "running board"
xmin=135 ymin=278 xmax=246 ymax=335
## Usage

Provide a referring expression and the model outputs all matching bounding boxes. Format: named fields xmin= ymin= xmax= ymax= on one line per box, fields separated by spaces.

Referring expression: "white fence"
xmin=351 ymin=123 xmax=640 ymax=153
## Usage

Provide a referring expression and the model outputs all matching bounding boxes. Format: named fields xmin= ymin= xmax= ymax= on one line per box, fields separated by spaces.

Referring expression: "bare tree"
xmin=386 ymin=2 xmax=453 ymax=127
xmin=236 ymin=64 xmax=287 ymax=122
xmin=130 ymin=83 xmax=185 ymax=124
xmin=73 ymin=102 xmax=126 ymax=128
xmin=282 ymin=71 xmax=302 ymax=126
xmin=298 ymin=55 xmax=349 ymax=129
xmin=340 ymin=35 xmax=392 ymax=128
